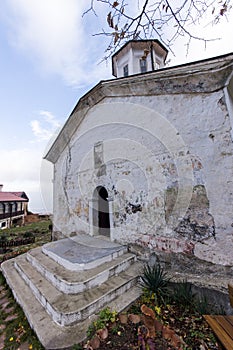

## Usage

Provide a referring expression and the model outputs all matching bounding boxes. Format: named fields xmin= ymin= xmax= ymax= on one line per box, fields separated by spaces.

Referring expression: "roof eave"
xmin=44 ymin=53 xmax=233 ymax=164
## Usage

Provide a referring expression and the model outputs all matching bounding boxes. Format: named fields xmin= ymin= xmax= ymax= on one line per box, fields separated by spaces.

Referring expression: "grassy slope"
xmin=0 ymin=220 xmax=51 ymax=349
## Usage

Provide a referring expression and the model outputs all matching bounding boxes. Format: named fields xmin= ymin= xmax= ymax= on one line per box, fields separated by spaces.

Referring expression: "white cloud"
xmin=0 ymin=147 xmax=53 ymax=213
xmin=4 ymin=0 xmax=111 ymax=86
xmin=30 ymin=110 xmax=61 ymax=142
xmin=3 ymin=0 xmax=233 ymax=85
xmin=0 ymin=110 xmax=61 ymax=213
xmin=0 ymin=148 xmax=40 ymax=181
xmin=40 ymin=111 xmax=60 ymax=128
xmin=1 ymin=0 xmax=232 ymax=215
xmin=0 ymin=106 xmax=60 ymax=212
xmin=30 ymin=120 xmax=52 ymax=141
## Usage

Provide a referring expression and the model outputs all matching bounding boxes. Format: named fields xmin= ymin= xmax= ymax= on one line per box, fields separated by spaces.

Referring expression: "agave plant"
xmin=173 ymin=280 xmax=196 ymax=308
xmin=139 ymin=263 xmax=171 ymax=304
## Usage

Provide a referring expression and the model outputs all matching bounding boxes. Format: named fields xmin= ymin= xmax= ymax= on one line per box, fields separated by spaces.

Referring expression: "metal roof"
xmin=0 ymin=192 xmax=28 ymax=202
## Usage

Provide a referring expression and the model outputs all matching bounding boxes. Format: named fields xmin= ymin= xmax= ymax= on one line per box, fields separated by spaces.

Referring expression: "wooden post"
xmin=228 ymin=284 xmax=233 ymax=308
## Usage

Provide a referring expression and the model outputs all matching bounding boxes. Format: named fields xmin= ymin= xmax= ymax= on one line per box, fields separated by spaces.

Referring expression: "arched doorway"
xmin=92 ymin=186 xmax=110 ymax=237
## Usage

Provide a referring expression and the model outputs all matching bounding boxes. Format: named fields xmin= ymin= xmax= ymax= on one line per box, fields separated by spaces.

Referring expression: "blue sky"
xmin=0 ymin=0 xmax=232 ymax=213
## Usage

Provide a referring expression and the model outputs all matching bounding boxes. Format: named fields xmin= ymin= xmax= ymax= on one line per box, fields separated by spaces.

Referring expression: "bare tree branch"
xmin=84 ymin=0 xmax=232 ymax=59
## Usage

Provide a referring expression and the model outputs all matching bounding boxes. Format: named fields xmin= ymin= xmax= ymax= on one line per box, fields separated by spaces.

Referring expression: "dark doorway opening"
xmin=94 ymin=186 xmax=110 ymax=237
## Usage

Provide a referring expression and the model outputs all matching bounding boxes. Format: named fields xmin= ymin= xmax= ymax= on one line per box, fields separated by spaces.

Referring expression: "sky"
xmin=0 ymin=0 xmax=232 ymax=214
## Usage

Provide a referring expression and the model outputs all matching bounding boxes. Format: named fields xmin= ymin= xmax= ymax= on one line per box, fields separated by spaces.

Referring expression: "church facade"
xmin=45 ymin=41 xmax=233 ymax=266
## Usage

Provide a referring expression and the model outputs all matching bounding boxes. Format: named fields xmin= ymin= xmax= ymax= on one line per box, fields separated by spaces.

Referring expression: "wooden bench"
xmin=204 ymin=284 xmax=233 ymax=350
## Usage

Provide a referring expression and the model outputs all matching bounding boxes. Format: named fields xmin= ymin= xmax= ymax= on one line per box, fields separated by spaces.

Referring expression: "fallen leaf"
xmin=170 ymin=333 xmax=185 ymax=348
xmin=138 ymin=324 xmax=149 ymax=338
xmin=141 ymin=315 xmax=156 ymax=338
xmin=128 ymin=313 xmax=141 ymax=324
xmin=162 ymin=326 xmax=174 ymax=340
xmin=154 ymin=319 xmax=163 ymax=332
xmin=141 ymin=304 xmax=155 ymax=319
xmin=119 ymin=313 xmax=128 ymax=324
xmin=90 ymin=335 xmax=100 ymax=349
xmin=114 ymin=32 xmax=119 ymax=44
xmin=97 ymin=327 xmax=108 ymax=340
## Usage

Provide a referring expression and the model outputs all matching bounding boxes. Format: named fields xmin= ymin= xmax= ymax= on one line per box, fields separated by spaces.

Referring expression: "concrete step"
xmin=27 ymin=247 xmax=136 ymax=294
xmin=14 ymin=253 xmax=140 ymax=326
xmin=42 ymin=235 xmax=128 ymax=271
xmin=2 ymin=258 xmax=142 ymax=350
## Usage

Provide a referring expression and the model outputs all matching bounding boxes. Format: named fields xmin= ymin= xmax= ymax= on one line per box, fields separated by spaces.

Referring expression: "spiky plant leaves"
xmin=173 ymin=280 xmax=195 ymax=308
xmin=139 ymin=263 xmax=171 ymax=303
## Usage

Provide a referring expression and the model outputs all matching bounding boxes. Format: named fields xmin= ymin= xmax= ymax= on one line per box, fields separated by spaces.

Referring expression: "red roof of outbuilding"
xmin=12 ymin=192 xmax=29 ymax=200
xmin=0 ymin=192 xmax=28 ymax=202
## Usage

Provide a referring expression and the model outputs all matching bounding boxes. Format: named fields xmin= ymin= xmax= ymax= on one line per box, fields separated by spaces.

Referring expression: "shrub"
xmin=194 ymin=296 xmax=210 ymax=314
xmin=0 ymin=234 xmax=7 ymax=243
xmin=172 ymin=280 xmax=196 ymax=308
xmin=139 ymin=263 xmax=171 ymax=304
xmin=87 ymin=307 xmax=118 ymax=339
xmin=23 ymin=231 xmax=34 ymax=238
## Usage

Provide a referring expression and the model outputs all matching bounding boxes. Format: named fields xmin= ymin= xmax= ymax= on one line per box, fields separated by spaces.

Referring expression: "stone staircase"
xmin=1 ymin=235 xmax=141 ymax=349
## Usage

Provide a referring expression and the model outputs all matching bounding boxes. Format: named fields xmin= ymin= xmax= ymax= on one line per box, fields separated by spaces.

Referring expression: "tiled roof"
xmin=0 ymin=192 xmax=28 ymax=202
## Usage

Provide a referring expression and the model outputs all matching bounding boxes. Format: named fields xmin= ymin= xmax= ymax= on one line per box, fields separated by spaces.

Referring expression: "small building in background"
xmin=0 ymin=184 xmax=29 ymax=229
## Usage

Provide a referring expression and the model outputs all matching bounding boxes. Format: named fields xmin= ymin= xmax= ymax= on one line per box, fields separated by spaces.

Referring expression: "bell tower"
xmin=112 ymin=39 xmax=168 ymax=78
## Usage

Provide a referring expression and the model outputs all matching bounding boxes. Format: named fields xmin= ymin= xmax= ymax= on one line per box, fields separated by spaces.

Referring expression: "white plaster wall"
xmin=53 ymin=88 xmax=233 ymax=264
xmin=114 ymin=47 xmax=163 ymax=77
xmin=53 ymin=105 xmax=171 ymax=239
xmin=106 ymin=92 xmax=233 ymax=232
xmin=115 ymin=49 xmax=133 ymax=77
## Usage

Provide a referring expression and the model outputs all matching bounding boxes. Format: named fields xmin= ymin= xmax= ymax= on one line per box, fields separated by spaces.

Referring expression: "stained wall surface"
xmin=49 ymin=55 xmax=233 ymax=266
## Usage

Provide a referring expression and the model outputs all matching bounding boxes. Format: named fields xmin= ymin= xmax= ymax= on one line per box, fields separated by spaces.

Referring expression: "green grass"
xmin=0 ymin=220 xmax=52 ymax=349
xmin=2 ymin=220 xmax=51 ymax=237
xmin=0 ymin=220 xmax=52 ymax=261
xmin=0 ymin=272 xmax=45 ymax=349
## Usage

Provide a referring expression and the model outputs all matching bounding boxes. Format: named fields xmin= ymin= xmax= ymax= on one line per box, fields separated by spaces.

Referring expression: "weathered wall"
xmin=51 ymin=59 xmax=233 ymax=266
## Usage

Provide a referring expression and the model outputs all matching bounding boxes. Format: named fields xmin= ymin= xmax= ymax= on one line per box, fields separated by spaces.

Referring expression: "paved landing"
xmin=42 ymin=234 xmax=127 ymax=270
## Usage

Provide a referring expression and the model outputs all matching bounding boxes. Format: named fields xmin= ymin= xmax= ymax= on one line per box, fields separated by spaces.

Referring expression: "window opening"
xmin=140 ymin=59 xmax=147 ymax=73
xmin=123 ymin=64 xmax=129 ymax=77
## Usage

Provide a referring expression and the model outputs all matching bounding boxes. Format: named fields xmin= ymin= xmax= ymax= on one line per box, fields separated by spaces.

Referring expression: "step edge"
xmin=14 ymin=256 xmax=140 ymax=326
xmin=1 ymin=259 xmax=97 ymax=349
xmin=27 ymin=251 xmax=136 ymax=294
xmin=42 ymin=244 xmax=128 ymax=271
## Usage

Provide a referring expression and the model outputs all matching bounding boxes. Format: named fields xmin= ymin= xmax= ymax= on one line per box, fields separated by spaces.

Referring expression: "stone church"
xmin=2 ymin=40 xmax=233 ymax=349
xmin=45 ymin=39 xmax=233 ymax=266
